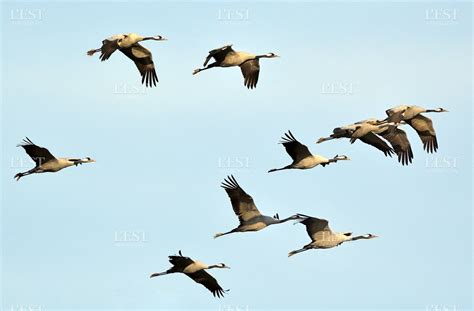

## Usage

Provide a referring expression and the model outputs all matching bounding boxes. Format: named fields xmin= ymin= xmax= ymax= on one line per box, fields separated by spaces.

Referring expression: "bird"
xmin=192 ymin=44 xmax=279 ymax=89
xmin=317 ymin=122 xmax=394 ymax=157
xmin=87 ymin=33 xmax=167 ymax=87
xmin=288 ymin=214 xmax=378 ymax=257
xmin=385 ymin=105 xmax=448 ymax=153
xmin=150 ymin=250 xmax=229 ymax=298
xmin=14 ymin=137 xmax=95 ymax=181
xmin=346 ymin=119 xmax=396 ymax=143
xmin=214 ymin=175 xmax=304 ymax=238
xmin=268 ymin=131 xmax=350 ymax=173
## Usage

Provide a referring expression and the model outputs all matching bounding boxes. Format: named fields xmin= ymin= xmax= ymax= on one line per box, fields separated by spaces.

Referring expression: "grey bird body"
xmin=269 ymin=131 xmax=350 ymax=173
xmin=87 ymin=33 xmax=166 ymax=87
xmin=193 ymin=44 xmax=279 ymax=89
xmin=14 ymin=137 xmax=95 ymax=181
xmin=385 ymin=105 xmax=448 ymax=153
xmin=214 ymin=175 xmax=303 ymax=238
xmin=288 ymin=214 xmax=378 ymax=257
xmin=150 ymin=250 xmax=229 ymax=298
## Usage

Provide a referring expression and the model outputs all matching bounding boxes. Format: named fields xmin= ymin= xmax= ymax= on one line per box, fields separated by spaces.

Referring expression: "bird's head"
xmin=435 ymin=107 xmax=448 ymax=113
xmin=264 ymin=52 xmax=279 ymax=58
xmin=151 ymin=35 xmax=167 ymax=41
xmin=363 ymin=234 xmax=379 ymax=239
xmin=72 ymin=157 xmax=96 ymax=166
xmin=334 ymin=154 xmax=350 ymax=161
xmin=316 ymin=137 xmax=326 ymax=144
xmin=216 ymin=263 xmax=230 ymax=269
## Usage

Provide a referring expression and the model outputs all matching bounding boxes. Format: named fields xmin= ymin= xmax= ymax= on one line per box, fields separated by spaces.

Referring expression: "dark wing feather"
xmin=100 ymin=39 xmax=120 ymax=61
xmin=301 ymin=217 xmax=332 ymax=241
xmin=406 ymin=115 xmax=438 ymax=153
xmin=119 ymin=43 xmax=158 ymax=87
xmin=380 ymin=127 xmax=414 ymax=165
xmin=185 ymin=270 xmax=228 ymax=298
xmin=17 ymin=137 xmax=56 ymax=166
xmin=240 ymin=59 xmax=260 ymax=89
xmin=204 ymin=45 xmax=234 ymax=66
xmin=280 ymin=131 xmax=312 ymax=163
xmin=331 ymin=127 xmax=353 ymax=139
xmin=168 ymin=255 xmax=195 ymax=272
xmin=221 ymin=175 xmax=261 ymax=223
xmin=359 ymin=132 xmax=394 ymax=157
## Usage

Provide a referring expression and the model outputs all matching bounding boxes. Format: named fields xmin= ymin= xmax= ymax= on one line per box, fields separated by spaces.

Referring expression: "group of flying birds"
xmin=87 ymin=33 xmax=278 ymax=88
xmin=12 ymin=33 xmax=449 ymax=298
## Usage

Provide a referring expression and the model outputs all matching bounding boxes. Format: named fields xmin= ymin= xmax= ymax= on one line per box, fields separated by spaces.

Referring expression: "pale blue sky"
xmin=1 ymin=1 xmax=472 ymax=310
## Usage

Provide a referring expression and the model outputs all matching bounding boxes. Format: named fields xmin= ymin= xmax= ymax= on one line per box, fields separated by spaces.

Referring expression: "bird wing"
xmin=380 ymin=127 xmax=414 ymax=165
xmin=280 ymin=131 xmax=312 ymax=163
xmin=406 ymin=114 xmax=438 ymax=153
xmin=119 ymin=43 xmax=158 ymax=87
xmin=17 ymin=137 xmax=56 ymax=166
xmin=99 ymin=39 xmax=121 ymax=61
xmin=331 ymin=127 xmax=354 ymax=138
xmin=221 ymin=175 xmax=261 ymax=223
xmin=168 ymin=255 xmax=195 ymax=270
xmin=301 ymin=217 xmax=332 ymax=242
xmin=359 ymin=132 xmax=394 ymax=157
xmin=185 ymin=270 xmax=228 ymax=298
xmin=204 ymin=45 xmax=235 ymax=66
xmin=239 ymin=59 xmax=260 ymax=89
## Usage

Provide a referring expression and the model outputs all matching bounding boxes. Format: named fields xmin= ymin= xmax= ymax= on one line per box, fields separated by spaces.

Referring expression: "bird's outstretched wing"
xmin=240 ymin=59 xmax=260 ymax=89
xmin=99 ymin=38 xmax=121 ymax=61
xmin=120 ymin=43 xmax=158 ymax=87
xmin=221 ymin=175 xmax=261 ymax=223
xmin=204 ymin=45 xmax=234 ymax=66
xmin=185 ymin=270 xmax=228 ymax=298
xmin=359 ymin=132 xmax=394 ymax=157
xmin=279 ymin=131 xmax=312 ymax=163
xmin=17 ymin=137 xmax=56 ymax=166
xmin=298 ymin=216 xmax=332 ymax=242
xmin=380 ymin=127 xmax=414 ymax=165
xmin=406 ymin=114 xmax=438 ymax=153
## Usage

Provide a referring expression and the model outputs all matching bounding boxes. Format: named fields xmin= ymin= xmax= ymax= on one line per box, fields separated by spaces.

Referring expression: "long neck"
xmin=207 ymin=264 xmax=222 ymax=269
xmin=277 ymin=216 xmax=296 ymax=224
xmin=351 ymin=235 xmax=370 ymax=241
xmin=256 ymin=54 xmax=270 ymax=59
xmin=142 ymin=37 xmax=156 ymax=41
xmin=425 ymin=108 xmax=442 ymax=113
